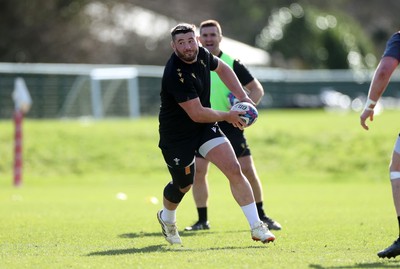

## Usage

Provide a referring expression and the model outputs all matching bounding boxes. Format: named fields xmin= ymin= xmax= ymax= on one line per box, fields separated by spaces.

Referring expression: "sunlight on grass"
xmin=1 ymin=110 xmax=399 ymax=268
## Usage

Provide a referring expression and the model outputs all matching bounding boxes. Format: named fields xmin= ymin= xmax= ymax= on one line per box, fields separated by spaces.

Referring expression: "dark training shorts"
xmin=196 ymin=121 xmax=251 ymax=159
xmin=161 ymin=123 xmax=227 ymax=169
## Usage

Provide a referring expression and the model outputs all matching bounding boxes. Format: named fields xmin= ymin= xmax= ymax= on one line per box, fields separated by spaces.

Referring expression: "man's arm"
xmin=214 ymin=58 xmax=255 ymax=105
xmin=244 ymin=78 xmax=264 ymax=105
xmin=367 ymin=57 xmax=399 ymax=102
xmin=179 ymin=97 xmax=246 ymax=129
xmin=360 ymin=56 xmax=399 ymax=130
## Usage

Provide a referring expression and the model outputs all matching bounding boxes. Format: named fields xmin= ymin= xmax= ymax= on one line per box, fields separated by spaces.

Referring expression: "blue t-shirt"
xmin=383 ymin=32 xmax=400 ymax=61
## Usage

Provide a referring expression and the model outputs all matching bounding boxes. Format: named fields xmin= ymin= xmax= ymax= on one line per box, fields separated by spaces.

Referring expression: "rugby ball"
xmin=227 ymin=92 xmax=240 ymax=107
xmin=230 ymin=102 xmax=258 ymax=127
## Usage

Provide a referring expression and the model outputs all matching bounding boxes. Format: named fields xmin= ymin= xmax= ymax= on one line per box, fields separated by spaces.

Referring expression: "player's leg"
xmin=238 ymin=155 xmax=282 ymax=230
xmin=185 ymin=156 xmax=211 ymax=231
xmin=222 ymin=127 xmax=266 ymax=218
xmin=390 ymin=151 xmax=400 ymax=217
xmin=239 ymin=155 xmax=263 ymax=202
xmin=193 ymin=157 xmax=210 ymax=209
xmin=157 ymin=148 xmax=195 ymax=245
xmin=206 ymin=142 xmax=275 ymax=243
xmin=225 ymin=125 xmax=282 ymax=231
xmin=200 ymin=138 xmax=275 ymax=243
xmin=205 ymin=142 xmax=253 ymax=206
xmin=196 ymin=124 xmax=275 ymax=243
xmin=378 ymin=134 xmax=400 ymax=258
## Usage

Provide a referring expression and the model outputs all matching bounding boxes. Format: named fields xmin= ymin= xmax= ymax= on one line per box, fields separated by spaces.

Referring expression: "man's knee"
xmin=164 ymin=182 xmax=186 ymax=203
xmin=168 ymin=160 xmax=195 ymax=188
xmin=239 ymin=160 xmax=252 ymax=176
xmin=230 ymin=161 xmax=242 ymax=174
xmin=223 ymin=161 xmax=243 ymax=181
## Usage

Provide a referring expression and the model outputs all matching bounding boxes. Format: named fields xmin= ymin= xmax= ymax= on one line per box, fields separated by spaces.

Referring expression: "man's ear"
xmin=170 ymin=40 xmax=175 ymax=50
xmin=197 ymin=35 xmax=204 ymax=47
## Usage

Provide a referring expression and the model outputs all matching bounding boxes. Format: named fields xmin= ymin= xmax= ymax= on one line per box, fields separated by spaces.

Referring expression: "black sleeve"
xmin=232 ymin=59 xmax=254 ymax=86
xmin=208 ymin=49 xmax=219 ymax=71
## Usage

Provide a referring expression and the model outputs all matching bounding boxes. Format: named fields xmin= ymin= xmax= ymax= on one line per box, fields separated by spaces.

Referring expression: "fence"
xmin=1 ymin=63 xmax=400 ymax=119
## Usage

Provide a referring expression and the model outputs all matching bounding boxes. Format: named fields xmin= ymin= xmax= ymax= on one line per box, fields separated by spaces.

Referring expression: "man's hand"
xmin=360 ymin=109 xmax=374 ymax=130
xmin=226 ymin=110 xmax=246 ymax=130
xmin=240 ymin=96 xmax=256 ymax=106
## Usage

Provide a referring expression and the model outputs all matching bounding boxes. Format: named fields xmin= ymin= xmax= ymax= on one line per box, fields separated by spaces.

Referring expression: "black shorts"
xmin=196 ymin=121 xmax=251 ymax=159
xmin=161 ymin=123 xmax=227 ymax=168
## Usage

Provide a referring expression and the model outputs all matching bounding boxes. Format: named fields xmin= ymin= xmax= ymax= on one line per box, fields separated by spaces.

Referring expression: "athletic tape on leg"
xmin=391 ymin=171 xmax=400 ymax=180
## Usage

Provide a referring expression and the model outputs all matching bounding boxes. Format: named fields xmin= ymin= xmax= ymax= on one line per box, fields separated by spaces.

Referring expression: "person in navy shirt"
xmin=360 ymin=31 xmax=400 ymax=258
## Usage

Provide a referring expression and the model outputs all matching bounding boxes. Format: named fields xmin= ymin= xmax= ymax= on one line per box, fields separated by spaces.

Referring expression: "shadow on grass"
xmin=87 ymin=244 xmax=266 ymax=256
xmin=119 ymin=230 xmax=215 ymax=239
xmin=87 ymin=245 xmax=166 ymax=256
xmin=309 ymin=260 xmax=400 ymax=268
xmin=87 ymin=230 xmax=265 ymax=256
xmin=119 ymin=232 xmax=160 ymax=238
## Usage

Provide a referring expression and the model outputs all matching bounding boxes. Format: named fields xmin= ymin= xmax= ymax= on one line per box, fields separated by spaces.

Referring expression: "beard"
xmin=176 ymin=47 xmax=198 ymax=63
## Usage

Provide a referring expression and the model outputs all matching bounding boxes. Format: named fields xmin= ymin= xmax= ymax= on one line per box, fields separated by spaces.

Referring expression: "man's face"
xmin=199 ymin=26 xmax=222 ymax=55
xmin=171 ymin=32 xmax=199 ymax=63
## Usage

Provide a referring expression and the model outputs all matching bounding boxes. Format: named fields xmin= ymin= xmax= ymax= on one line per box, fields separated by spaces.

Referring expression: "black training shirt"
xmin=159 ymin=46 xmax=219 ymax=148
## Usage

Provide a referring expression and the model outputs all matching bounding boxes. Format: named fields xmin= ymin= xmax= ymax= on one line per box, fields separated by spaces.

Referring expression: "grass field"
xmin=1 ymin=109 xmax=400 ymax=268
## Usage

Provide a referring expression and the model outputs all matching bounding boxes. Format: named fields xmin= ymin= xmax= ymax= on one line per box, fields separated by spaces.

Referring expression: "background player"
xmin=185 ymin=20 xmax=281 ymax=231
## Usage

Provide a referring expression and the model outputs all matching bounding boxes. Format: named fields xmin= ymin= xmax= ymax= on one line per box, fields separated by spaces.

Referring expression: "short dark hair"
xmin=199 ymin=19 xmax=222 ymax=35
xmin=170 ymin=23 xmax=196 ymax=40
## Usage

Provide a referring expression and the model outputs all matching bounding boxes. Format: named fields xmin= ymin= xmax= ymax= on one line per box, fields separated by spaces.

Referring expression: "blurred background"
xmin=1 ymin=0 xmax=400 ymax=119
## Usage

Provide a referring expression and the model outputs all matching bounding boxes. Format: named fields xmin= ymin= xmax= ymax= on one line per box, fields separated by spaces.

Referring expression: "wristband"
xmin=364 ymin=98 xmax=377 ymax=111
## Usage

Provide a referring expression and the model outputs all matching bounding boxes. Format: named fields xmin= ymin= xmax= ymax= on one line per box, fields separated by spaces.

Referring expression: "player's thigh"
xmin=161 ymin=145 xmax=196 ymax=188
xmin=391 ymin=151 xmax=400 ymax=171
xmin=205 ymin=142 xmax=241 ymax=176
xmin=390 ymin=136 xmax=400 ymax=171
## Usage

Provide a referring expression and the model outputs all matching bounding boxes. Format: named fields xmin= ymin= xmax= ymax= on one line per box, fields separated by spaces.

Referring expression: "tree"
xmin=256 ymin=3 xmax=376 ymax=69
xmin=0 ymin=1 xmax=97 ymax=63
xmin=0 ymin=0 xmax=398 ymax=67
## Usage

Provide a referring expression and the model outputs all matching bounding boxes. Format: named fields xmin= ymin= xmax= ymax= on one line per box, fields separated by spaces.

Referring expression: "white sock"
xmin=241 ymin=202 xmax=261 ymax=229
xmin=161 ymin=207 xmax=176 ymax=223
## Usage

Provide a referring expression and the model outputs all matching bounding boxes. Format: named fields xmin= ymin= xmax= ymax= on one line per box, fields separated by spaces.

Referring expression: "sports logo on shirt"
xmin=173 ymin=158 xmax=180 ymax=165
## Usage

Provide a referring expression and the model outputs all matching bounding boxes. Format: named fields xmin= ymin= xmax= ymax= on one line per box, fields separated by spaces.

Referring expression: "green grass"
xmin=1 ymin=109 xmax=400 ymax=268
